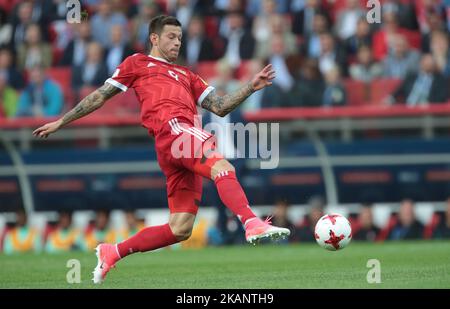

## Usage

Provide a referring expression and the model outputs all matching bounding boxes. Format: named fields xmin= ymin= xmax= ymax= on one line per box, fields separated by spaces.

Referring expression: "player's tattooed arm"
xmin=201 ymin=64 xmax=275 ymax=117
xmin=201 ymin=83 xmax=254 ymax=117
xmin=60 ymin=83 xmax=121 ymax=126
xmin=33 ymin=83 xmax=121 ymax=138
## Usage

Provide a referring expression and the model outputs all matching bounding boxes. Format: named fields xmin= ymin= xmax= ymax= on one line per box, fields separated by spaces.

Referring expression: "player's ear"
xmin=150 ymin=33 xmax=159 ymax=46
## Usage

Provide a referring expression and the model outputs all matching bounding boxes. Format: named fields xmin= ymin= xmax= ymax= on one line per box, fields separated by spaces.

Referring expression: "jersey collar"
xmin=148 ymin=55 xmax=172 ymax=64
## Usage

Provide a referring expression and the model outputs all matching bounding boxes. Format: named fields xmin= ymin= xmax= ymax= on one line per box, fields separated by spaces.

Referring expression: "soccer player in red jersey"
xmin=33 ymin=15 xmax=290 ymax=284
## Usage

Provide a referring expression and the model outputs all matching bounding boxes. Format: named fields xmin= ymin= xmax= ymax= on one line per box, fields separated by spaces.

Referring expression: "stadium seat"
xmin=204 ymin=16 xmax=220 ymax=39
xmin=348 ymin=213 xmax=361 ymax=236
xmin=369 ymin=78 xmax=402 ymax=105
xmin=45 ymin=67 xmax=75 ymax=107
xmin=235 ymin=60 xmax=252 ymax=81
xmin=403 ymin=30 xmax=422 ymax=51
xmin=196 ymin=61 xmax=219 ymax=82
xmin=423 ymin=212 xmax=442 ymax=239
xmin=79 ymin=86 xmax=140 ymax=116
xmin=377 ymin=213 xmax=398 ymax=241
xmin=343 ymin=79 xmax=369 ymax=106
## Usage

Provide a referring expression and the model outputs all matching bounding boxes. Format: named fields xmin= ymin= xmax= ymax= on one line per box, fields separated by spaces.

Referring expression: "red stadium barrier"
xmin=1 ymin=104 xmax=450 ymax=129
xmin=243 ymin=103 xmax=450 ymax=122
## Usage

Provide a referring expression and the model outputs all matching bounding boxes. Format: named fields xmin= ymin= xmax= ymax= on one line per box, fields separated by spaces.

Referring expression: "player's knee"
xmin=170 ymin=224 xmax=193 ymax=241
xmin=211 ymin=159 xmax=235 ymax=180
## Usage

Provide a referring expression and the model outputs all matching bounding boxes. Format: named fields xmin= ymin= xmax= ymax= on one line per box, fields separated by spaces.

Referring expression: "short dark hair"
xmin=149 ymin=15 xmax=181 ymax=36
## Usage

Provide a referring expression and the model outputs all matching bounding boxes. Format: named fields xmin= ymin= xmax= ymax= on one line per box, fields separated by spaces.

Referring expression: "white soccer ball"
xmin=314 ymin=214 xmax=352 ymax=251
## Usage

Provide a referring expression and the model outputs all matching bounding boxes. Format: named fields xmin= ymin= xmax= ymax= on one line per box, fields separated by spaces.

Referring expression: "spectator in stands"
xmin=169 ymin=0 xmax=195 ymax=32
xmin=322 ymin=66 xmax=346 ymax=107
xmin=0 ymin=48 xmax=24 ymax=89
xmin=296 ymin=195 xmax=325 ymax=242
xmin=387 ymin=54 xmax=448 ymax=106
xmin=80 ymin=209 xmax=117 ymax=252
xmin=72 ymin=42 xmax=108 ymax=94
xmin=90 ymin=0 xmax=128 ymax=48
xmin=44 ymin=211 xmax=81 ymax=253
xmin=421 ymin=11 xmax=446 ymax=53
xmin=2 ymin=208 xmax=41 ymax=254
xmin=0 ymin=74 xmax=18 ymax=118
xmin=208 ymin=59 xmax=242 ymax=157
xmin=429 ymin=31 xmax=450 ymax=78
xmin=255 ymin=14 xmax=297 ymax=60
xmin=292 ymin=0 xmax=329 ymax=37
xmin=383 ymin=35 xmax=420 ymax=79
xmin=60 ymin=22 xmax=92 ymax=67
xmin=16 ymin=65 xmax=63 ymax=117
xmin=353 ymin=203 xmax=380 ymax=242
xmin=16 ymin=23 xmax=52 ymax=71
xmin=130 ymin=0 xmax=161 ymax=53
xmin=345 ymin=18 xmax=372 ymax=57
xmin=290 ymin=58 xmax=324 ymax=107
xmin=49 ymin=0 xmax=73 ymax=22
xmin=246 ymin=0 xmax=289 ymax=17
xmin=334 ymin=0 xmax=365 ymax=41
xmin=251 ymin=0 xmax=278 ymax=44
xmin=267 ymin=35 xmax=296 ymax=93
xmin=9 ymin=1 xmax=34 ymax=50
xmin=265 ymin=199 xmax=296 ymax=243
xmin=222 ymin=11 xmax=255 ymax=68
xmin=349 ymin=45 xmax=383 ymax=82
xmin=180 ymin=15 xmax=218 ymax=66
xmin=389 ymin=199 xmax=424 ymax=240
xmin=215 ymin=0 xmax=244 ymax=14
xmin=0 ymin=0 xmax=21 ymax=15
xmin=117 ymin=210 xmax=145 ymax=243
xmin=47 ymin=0 xmax=76 ymax=51
xmin=417 ymin=0 xmax=445 ymax=34
xmin=290 ymin=0 xmax=306 ymax=13
xmin=303 ymin=13 xmax=329 ymax=59
xmin=317 ymin=32 xmax=347 ymax=76
xmin=0 ymin=6 xmax=12 ymax=47
xmin=105 ymin=24 xmax=135 ymax=76
xmin=372 ymin=11 xmax=411 ymax=61
xmin=382 ymin=0 xmax=419 ymax=30
xmin=259 ymin=37 xmax=303 ymax=108
xmin=240 ymin=59 xmax=264 ymax=111
xmin=432 ymin=198 xmax=450 ymax=239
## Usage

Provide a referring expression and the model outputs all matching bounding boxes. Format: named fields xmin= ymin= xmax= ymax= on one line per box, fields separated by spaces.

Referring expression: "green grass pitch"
xmin=0 ymin=241 xmax=449 ymax=288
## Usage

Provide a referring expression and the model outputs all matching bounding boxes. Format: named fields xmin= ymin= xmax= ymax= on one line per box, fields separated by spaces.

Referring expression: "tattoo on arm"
xmin=60 ymin=83 xmax=121 ymax=126
xmin=201 ymin=82 xmax=254 ymax=117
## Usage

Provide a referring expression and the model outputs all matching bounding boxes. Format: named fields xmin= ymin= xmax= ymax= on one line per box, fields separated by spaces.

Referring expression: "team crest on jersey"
xmin=173 ymin=68 xmax=187 ymax=76
xmin=147 ymin=62 xmax=156 ymax=68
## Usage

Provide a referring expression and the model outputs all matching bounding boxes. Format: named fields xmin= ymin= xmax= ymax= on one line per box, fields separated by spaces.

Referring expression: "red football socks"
xmin=117 ymin=223 xmax=178 ymax=258
xmin=214 ymin=171 xmax=256 ymax=224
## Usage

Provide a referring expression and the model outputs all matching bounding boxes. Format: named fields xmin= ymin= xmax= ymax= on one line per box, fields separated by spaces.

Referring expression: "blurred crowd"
xmin=0 ymin=0 xmax=450 ymax=119
xmin=1 ymin=196 xmax=449 ymax=254
xmin=254 ymin=195 xmax=450 ymax=244
xmin=0 ymin=209 xmax=146 ymax=254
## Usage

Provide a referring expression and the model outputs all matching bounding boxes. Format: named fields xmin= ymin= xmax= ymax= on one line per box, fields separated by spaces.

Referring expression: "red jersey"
xmin=105 ymin=54 xmax=214 ymax=135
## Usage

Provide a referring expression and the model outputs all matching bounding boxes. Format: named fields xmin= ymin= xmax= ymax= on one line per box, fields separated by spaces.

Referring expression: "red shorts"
xmin=154 ymin=117 xmax=223 ymax=215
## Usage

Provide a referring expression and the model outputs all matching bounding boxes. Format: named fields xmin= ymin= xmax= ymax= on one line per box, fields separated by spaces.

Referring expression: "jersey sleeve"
xmin=190 ymin=73 xmax=215 ymax=106
xmin=105 ymin=55 xmax=137 ymax=92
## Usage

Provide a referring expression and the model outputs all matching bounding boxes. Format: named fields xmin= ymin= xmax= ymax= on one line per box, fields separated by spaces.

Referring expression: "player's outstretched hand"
xmin=32 ymin=119 xmax=63 ymax=139
xmin=251 ymin=64 xmax=276 ymax=91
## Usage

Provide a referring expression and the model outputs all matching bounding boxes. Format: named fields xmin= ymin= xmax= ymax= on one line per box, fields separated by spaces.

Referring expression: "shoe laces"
xmin=264 ymin=215 xmax=274 ymax=225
